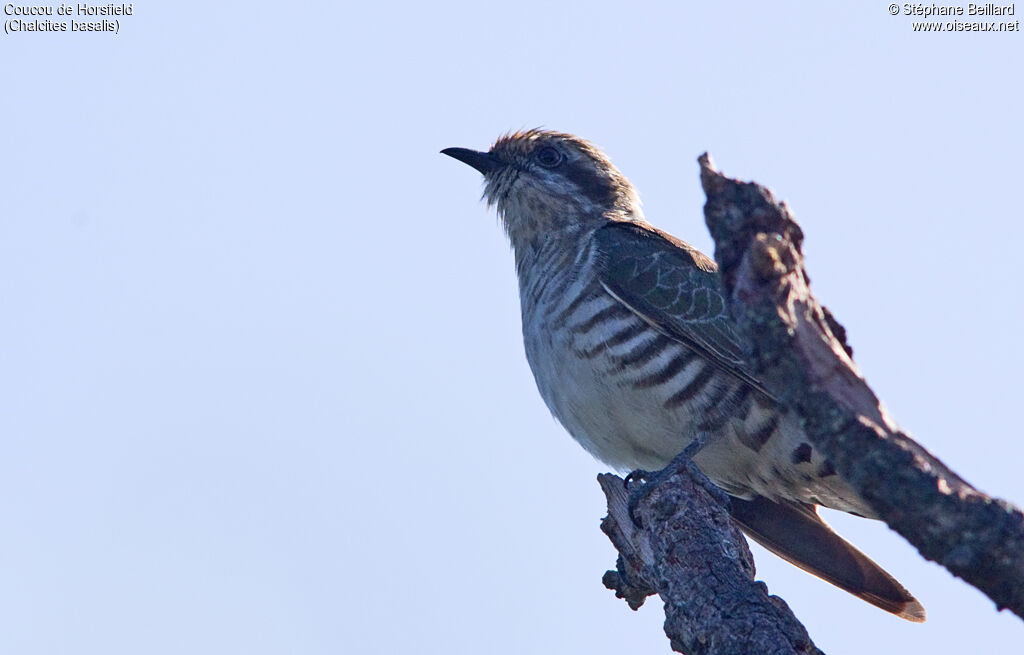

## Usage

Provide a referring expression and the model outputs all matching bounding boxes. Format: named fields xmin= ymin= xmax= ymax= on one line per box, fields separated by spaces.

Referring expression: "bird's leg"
xmin=624 ymin=433 xmax=711 ymax=489
xmin=626 ymin=432 xmax=729 ymax=526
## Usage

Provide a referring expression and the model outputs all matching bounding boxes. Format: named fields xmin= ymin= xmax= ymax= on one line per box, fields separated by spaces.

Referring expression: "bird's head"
xmin=442 ymin=130 xmax=642 ymax=250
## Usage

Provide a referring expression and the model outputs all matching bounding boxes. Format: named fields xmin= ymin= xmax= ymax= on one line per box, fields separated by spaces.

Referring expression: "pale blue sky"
xmin=2 ymin=2 xmax=1022 ymax=653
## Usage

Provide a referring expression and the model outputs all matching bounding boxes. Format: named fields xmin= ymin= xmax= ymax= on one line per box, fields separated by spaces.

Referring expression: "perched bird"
xmin=442 ymin=130 xmax=926 ymax=622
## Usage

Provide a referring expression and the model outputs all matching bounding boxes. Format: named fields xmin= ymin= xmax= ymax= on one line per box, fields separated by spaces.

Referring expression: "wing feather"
xmin=593 ymin=221 xmax=772 ymax=399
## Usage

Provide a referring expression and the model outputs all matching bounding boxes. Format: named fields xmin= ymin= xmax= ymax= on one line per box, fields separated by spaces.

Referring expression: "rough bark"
xmin=696 ymin=152 xmax=1024 ymax=618
xmin=599 ymin=155 xmax=1024 ymax=654
xmin=600 ymin=462 xmax=823 ymax=655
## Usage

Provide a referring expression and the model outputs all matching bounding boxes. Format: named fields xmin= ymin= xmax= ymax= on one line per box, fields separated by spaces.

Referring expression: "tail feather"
xmin=729 ymin=495 xmax=926 ymax=622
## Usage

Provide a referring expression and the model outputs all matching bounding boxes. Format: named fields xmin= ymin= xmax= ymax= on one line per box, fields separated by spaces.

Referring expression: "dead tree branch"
xmin=698 ymin=152 xmax=1024 ymax=618
xmin=599 ymin=460 xmax=823 ymax=655
xmin=599 ymin=155 xmax=1024 ymax=653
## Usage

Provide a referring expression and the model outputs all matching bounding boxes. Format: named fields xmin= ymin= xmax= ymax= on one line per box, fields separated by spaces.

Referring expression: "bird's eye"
xmin=535 ymin=146 xmax=564 ymax=168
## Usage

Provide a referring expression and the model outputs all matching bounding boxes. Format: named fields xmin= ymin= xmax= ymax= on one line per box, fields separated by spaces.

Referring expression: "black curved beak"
xmin=441 ymin=147 xmax=503 ymax=175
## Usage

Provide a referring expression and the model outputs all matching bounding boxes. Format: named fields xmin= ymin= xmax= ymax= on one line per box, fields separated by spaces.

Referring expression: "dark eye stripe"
xmin=562 ymin=160 xmax=616 ymax=206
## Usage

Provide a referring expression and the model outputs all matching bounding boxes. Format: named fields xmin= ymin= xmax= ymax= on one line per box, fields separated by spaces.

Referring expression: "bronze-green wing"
xmin=592 ymin=220 xmax=772 ymax=399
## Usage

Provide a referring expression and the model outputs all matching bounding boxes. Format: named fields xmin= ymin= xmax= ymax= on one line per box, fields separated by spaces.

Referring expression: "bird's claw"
xmin=624 ymin=468 xmax=653 ymax=490
xmin=626 ymin=433 xmax=720 ymax=526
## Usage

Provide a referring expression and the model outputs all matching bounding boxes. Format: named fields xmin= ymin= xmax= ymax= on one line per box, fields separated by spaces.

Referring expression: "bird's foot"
xmin=626 ymin=433 xmax=726 ymax=526
xmin=624 ymin=468 xmax=654 ymax=490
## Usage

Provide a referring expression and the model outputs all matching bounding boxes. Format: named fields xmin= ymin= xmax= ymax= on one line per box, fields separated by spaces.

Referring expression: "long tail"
xmin=728 ymin=495 xmax=926 ymax=622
